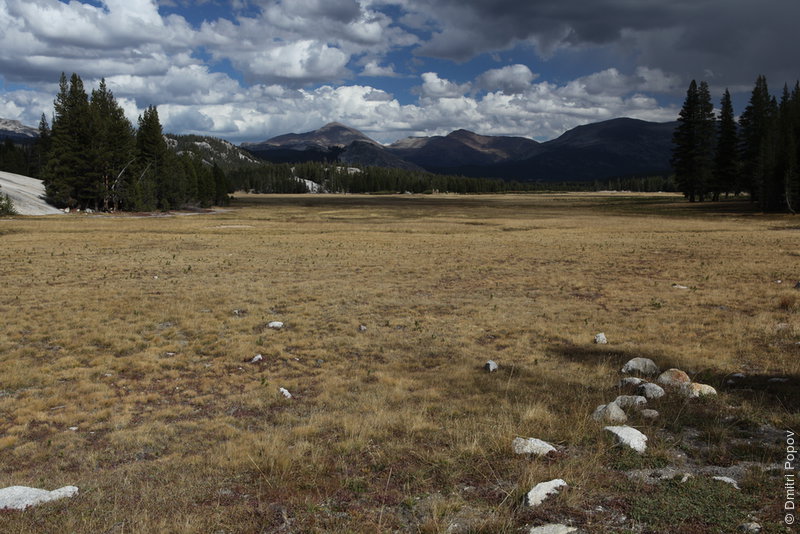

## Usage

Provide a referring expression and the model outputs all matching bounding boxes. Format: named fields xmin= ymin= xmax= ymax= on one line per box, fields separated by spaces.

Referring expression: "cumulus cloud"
xmin=419 ymin=72 xmax=471 ymax=99
xmin=476 ymin=64 xmax=537 ymax=95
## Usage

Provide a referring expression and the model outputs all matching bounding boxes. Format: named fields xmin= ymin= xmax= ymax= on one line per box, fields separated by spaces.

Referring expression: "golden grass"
xmin=0 ymin=193 xmax=797 ymax=532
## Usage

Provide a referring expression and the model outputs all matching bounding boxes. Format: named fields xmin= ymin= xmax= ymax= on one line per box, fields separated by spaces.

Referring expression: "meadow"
xmin=0 ymin=193 xmax=797 ymax=533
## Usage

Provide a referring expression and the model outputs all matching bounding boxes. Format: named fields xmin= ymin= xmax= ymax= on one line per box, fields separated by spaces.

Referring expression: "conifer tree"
xmin=739 ymin=75 xmax=779 ymax=209
xmin=712 ymin=89 xmax=738 ymax=200
xmin=671 ymin=80 xmax=715 ymax=202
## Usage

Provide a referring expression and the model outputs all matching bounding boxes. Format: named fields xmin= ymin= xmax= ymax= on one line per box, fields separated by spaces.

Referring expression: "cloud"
xmin=419 ymin=72 xmax=470 ymax=99
xmin=476 ymin=64 xmax=537 ymax=95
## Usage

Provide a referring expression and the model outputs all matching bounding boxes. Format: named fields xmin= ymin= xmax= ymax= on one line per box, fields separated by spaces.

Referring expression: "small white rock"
xmin=712 ymin=476 xmax=740 ymax=490
xmin=279 ymin=387 xmax=292 ymax=399
xmin=68 ymin=427 xmax=78 ymax=432
xmin=512 ymin=437 xmax=556 ymax=456
xmin=529 ymin=524 xmax=578 ymax=534
xmin=268 ymin=321 xmax=284 ymax=329
xmin=0 ymin=486 xmax=79 ymax=510
xmin=525 ymin=479 xmax=567 ymax=507
xmin=621 ymin=357 xmax=659 ymax=376
xmin=682 ymin=383 xmax=717 ymax=398
xmin=594 ymin=332 xmax=607 ymax=344
xmin=640 ymin=409 xmax=659 ymax=420
xmin=605 ymin=425 xmax=648 ymax=453
xmin=637 ymin=382 xmax=666 ymax=399
xmin=592 ymin=402 xmax=627 ymax=424
xmin=484 ymin=360 xmax=498 ymax=372
xmin=656 ymin=368 xmax=691 ymax=387
xmin=358 ymin=324 xmax=367 ymax=332
xmin=768 ymin=377 xmax=789 ymax=383
xmin=738 ymin=521 xmax=762 ymax=533
xmin=250 ymin=354 xmax=263 ymax=363
xmin=614 ymin=395 xmax=647 ymax=410
xmin=672 ymin=283 xmax=689 ymax=289
xmin=619 ymin=377 xmax=645 ymax=388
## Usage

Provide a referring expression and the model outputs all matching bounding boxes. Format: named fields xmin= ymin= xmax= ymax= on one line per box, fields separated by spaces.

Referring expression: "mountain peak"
xmin=244 ymin=121 xmax=379 ymax=150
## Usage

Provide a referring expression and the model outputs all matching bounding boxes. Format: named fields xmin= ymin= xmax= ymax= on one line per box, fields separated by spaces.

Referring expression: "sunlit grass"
xmin=0 ymin=193 xmax=797 ymax=532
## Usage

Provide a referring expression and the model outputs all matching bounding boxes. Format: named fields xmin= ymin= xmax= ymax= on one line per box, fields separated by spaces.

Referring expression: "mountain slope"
xmin=0 ymin=119 xmax=38 ymax=144
xmin=243 ymin=122 xmax=379 ymax=151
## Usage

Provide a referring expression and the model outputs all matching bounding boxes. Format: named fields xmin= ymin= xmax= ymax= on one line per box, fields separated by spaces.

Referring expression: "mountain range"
xmin=1 ymin=116 xmax=678 ymax=182
xmin=243 ymin=118 xmax=678 ymax=182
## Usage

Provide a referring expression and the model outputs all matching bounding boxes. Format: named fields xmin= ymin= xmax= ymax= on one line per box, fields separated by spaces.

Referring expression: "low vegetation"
xmin=0 ymin=193 xmax=796 ymax=532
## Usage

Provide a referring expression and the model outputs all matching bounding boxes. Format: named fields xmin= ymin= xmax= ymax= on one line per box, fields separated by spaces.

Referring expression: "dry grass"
xmin=0 ymin=193 xmax=797 ymax=532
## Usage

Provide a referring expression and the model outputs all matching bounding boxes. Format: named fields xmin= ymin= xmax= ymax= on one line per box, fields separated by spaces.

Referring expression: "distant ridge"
xmin=241 ymin=118 xmax=677 ymax=182
xmin=0 ymin=118 xmax=38 ymax=143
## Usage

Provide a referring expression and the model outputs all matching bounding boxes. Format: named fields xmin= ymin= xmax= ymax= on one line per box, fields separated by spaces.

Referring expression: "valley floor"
xmin=0 ymin=193 xmax=797 ymax=532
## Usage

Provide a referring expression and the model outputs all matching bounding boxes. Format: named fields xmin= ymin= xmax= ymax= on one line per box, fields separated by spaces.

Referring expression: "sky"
xmin=0 ymin=0 xmax=798 ymax=145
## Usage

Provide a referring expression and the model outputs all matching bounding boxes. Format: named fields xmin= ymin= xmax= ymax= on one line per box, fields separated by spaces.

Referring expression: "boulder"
xmin=613 ymin=395 xmax=647 ymax=410
xmin=712 ymin=476 xmax=740 ymax=489
xmin=620 ymin=357 xmax=659 ymax=376
xmin=592 ymin=402 xmax=627 ymax=424
xmin=640 ymin=409 xmax=660 ymax=420
xmin=656 ymin=368 xmax=691 ymax=387
xmin=594 ymin=333 xmax=607 ymax=344
xmin=605 ymin=425 xmax=648 ymax=453
xmin=683 ymin=383 xmax=717 ymax=398
xmin=637 ymin=382 xmax=666 ymax=399
xmin=250 ymin=354 xmax=263 ymax=363
xmin=524 ymin=479 xmax=567 ymax=507
xmin=512 ymin=437 xmax=556 ymax=456
xmin=484 ymin=360 xmax=498 ymax=372
xmin=0 ymin=486 xmax=79 ymax=510
xmin=268 ymin=321 xmax=284 ymax=329
xmin=529 ymin=525 xmax=578 ymax=534
xmin=279 ymin=387 xmax=292 ymax=399
xmin=358 ymin=324 xmax=367 ymax=332
xmin=618 ymin=377 xmax=644 ymax=388
xmin=738 ymin=522 xmax=762 ymax=533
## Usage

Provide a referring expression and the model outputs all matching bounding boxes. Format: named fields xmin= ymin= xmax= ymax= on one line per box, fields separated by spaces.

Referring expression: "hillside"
xmin=0 ymin=118 xmax=38 ymax=144
xmin=0 ymin=171 xmax=61 ymax=215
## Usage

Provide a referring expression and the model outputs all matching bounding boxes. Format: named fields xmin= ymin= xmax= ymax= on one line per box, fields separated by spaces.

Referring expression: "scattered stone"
xmin=268 ymin=321 xmax=284 ymax=329
xmin=683 ymin=383 xmax=717 ymax=398
xmin=484 ymin=360 xmax=498 ymax=372
xmin=358 ymin=324 xmax=367 ymax=332
xmin=279 ymin=387 xmax=292 ymax=399
xmin=620 ymin=357 xmax=659 ymax=376
xmin=672 ymin=283 xmax=689 ymax=289
xmin=712 ymin=476 xmax=740 ymax=489
xmin=232 ymin=309 xmax=246 ymax=316
xmin=614 ymin=395 xmax=647 ymax=411
xmin=605 ymin=425 xmax=648 ymax=453
xmin=529 ymin=525 xmax=578 ymax=534
xmin=524 ymin=479 xmax=567 ymax=507
xmin=730 ymin=373 xmax=745 ymax=379
xmin=768 ymin=377 xmax=789 ymax=383
xmin=656 ymin=368 xmax=691 ymax=387
xmin=637 ymin=382 xmax=666 ymax=399
xmin=0 ymin=485 xmax=79 ymax=510
xmin=68 ymin=427 xmax=78 ymax=431
xmin=680 ymin=473 xmax=693 ymax=483
xmin=594 ymin=332 xmax=607 ymax=344
xmin=738 ymin=522 xmax=762 ymax=533
xmin=640 ymin=409 xmax=659 ymax=420
xmin=513 ymin=437 xmax=556 ymax=456
xmin=619 ymin=377 xmax=645 ymax=388
xmin=250 ymin=354 xmax=263 ymax=363
xmin=592 ymin=402 xmax=627 ymax=424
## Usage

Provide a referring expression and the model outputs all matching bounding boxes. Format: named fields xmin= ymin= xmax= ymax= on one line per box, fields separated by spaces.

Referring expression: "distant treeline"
xmin=673 ymin=76 xmax=800 ymax=212
xmin=27 ymin=73 xmax=231 ymax=211
xmin=228 ymin=161 xmax=675 ymax=194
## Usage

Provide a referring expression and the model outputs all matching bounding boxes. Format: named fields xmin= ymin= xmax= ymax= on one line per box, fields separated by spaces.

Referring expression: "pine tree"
xmin=712 ymin=89 xmax=738 ymax=200
xmin=134 ymin=106 xmax=167 ymax=210
xmin=671 ymin=80 xmax=715 ymax=202
xmin=89 ymin=79 xmax=135 ymax=211
xmin=43 ymin=73 xmax=92 ymax=207
xmin=739 ymin=75 xmax=779 ymax=209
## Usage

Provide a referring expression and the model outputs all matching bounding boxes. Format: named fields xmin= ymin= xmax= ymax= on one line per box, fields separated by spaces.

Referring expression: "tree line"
xmin=37 ymin=73 xmax=230 ymax=211
xmin=672 ymin=76 xmax=800 ymax=211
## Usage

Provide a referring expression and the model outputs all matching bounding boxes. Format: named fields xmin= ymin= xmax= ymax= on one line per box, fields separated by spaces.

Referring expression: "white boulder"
xmin=637 ymin=382 xmax=666 ymax=399
xmin=640 ymin=409 xmax=660 ymax=420
xmin=529 ymin=525 xmax=578 ymax=534
xmin=279 ymin=387 xmax=292 ymax=399
xmin=613 ymin=395 xmax=647 ymax=410
xmin=525 ymin=479 xmax=567 ymax=507
xmin=513 ymin=437 xmax=556 ymax=456
xmin=250 ymin=354 xmax=263 ymax=363
xmin=484 ymin=360 xmax=498 ymax=372
xmin=594 ymin=333 xmax=607 ymax=344
xmin=605 ymin=425 xmax=648 ymax=453
xmin=683 ymin=383 xmax=717 ymax=398
xmin=621 ymin=357 xmax=659 ymax=376
xmin=619 ymin=377 xmax=645 ymax=388
xmin=712 ymin=476 xmax=740 ymax=489
xmin=0 ymin=485 xmax=79 ymax=510
xmin=592 ymin=402 xmax=627 ymax=424
xmin=268 ymin=321 xmax=284 ymax=329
